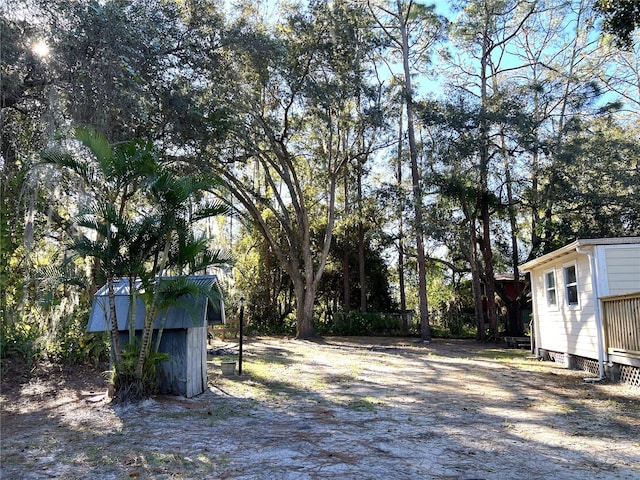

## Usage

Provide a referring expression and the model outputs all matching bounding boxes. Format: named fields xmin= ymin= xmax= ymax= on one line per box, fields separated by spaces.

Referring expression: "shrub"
xmin=0 ymin=318 xmax=42 ymax=366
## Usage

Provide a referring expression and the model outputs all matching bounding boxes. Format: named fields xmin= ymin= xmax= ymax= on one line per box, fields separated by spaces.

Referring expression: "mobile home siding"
xmin=521 ymin=238 xmax=640 ymax=379
xmin=605 ymin=246 xmax=640 ymax=296
xmin=533 ymin=255 xmax=599 ymax=360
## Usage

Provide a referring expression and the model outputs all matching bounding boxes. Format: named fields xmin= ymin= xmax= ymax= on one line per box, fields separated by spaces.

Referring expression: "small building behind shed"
xmin=87 ymin=275 xmax=225 ymax=397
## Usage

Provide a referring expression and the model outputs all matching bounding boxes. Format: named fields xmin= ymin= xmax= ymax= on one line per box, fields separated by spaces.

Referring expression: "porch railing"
xmin=602 ymin=292 xmax=640 ymax=358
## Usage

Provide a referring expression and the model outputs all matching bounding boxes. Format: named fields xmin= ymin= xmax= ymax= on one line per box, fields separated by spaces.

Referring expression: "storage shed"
xmin=88 ymin=275 xmax=225 ymax=397
xmin=520 ymin=238 xmax=640 ymax=384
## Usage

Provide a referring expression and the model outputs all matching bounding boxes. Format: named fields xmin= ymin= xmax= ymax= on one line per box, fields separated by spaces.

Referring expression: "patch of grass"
xmin=157 ymin=401 xmax=257 ymax=425
xmin=324 ymin=373 xmax=355 ymax=384
xmin=472 ymin=348 xmax=531 ymax=361
xmin=345 ymin=396 xmax=386 ymax=411
xmin=70 ymin=443 xmax=122 ymax=468
xmin=119 ymin=449 xmax=227 ymax=478
xmin=558 ymin=402 xmax=578 ymax=413
xmin=206 ymin=402 xmax=246 ymax=421
xmin=227 ymin=358 xmax=326 ymax=401
xmin=242 ymin=358 xmax=286 ymax=380
xmin=0 ymin=450 xmax=25 ymax=466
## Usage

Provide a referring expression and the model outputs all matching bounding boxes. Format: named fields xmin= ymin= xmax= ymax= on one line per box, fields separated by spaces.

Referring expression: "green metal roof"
xmin=87 ymin=275 xmax=225 ymax=332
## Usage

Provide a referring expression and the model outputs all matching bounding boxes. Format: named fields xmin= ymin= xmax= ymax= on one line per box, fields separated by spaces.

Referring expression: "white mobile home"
xmin=520 ymin=238 xmax=640 ymax=384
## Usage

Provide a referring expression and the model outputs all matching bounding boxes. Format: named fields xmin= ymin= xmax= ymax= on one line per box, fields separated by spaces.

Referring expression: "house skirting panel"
xmin=539 ymin=349 xmax=640 ymax=387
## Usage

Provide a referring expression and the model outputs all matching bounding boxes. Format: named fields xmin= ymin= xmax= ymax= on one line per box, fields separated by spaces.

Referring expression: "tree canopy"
xmin=2 ymin=0 xmax=639 ymax=364
xmin=595 ymin=0 xmax=640 ymax=49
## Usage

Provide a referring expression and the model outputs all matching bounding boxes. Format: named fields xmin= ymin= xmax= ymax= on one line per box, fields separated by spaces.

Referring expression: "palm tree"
xmin=42 ymin=128 xmax=230 ymax=401
xmin=41 ymin=129 xmax=155 ymax=364
xmin=133 ymin=172 xmax=230 ymax=383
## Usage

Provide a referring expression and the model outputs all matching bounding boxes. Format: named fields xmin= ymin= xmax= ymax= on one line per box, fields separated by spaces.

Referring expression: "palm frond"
xmin=113 ymin=139 xmax=158 ymax=184
xmin=191 ymin=200 xmax=232 ymax=222
xmin=29 ymin=263 xmax=87 ymax=308
xmin=74 ymin=128 xmax=114 ymax=176
xmin=190 ymin=248 xmax=233 ymax=273
xmin=40 ymin=149 xmax=92 ymax=182
xmin=153 ymin=277 xmax=222 ymax=326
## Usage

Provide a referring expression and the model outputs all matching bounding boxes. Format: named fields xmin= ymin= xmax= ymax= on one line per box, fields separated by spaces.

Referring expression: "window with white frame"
xmin=544 ymin=269 xmax=557 ymax=307
xmin=564 ymin=263 xmax=579 ymax=306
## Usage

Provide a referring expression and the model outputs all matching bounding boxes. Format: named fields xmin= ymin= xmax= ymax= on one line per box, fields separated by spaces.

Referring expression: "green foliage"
xmin=429 ymin=322 xmax=475 ymax=339
xmin=427 ymin=271 xmax=471 ymax=336
xmin=111 ymin=339 xmax=169 ymax=403
xmin=529 ymin=117 xmax=640 ymax=251
xmin=0 ymin=299 xmax=109 ymax=366
xmin=328 ymin=311 xmax=408 ymax=337
xmin=318 ymin=227 xmax=397 ymax=317
xmin=41 ymin=128 xmax=230 ymax=400
xmin=234 ymin=220 xmax=296 ymax=335
xmin=43 ymin=308 xmax=110 ymax=365
xmin=4 ymin=1 xmax=640 ymax=366
xmin=0 ymin=195 xmax=23 ymax=332
xmin=0 ymin=318 xmax=42 ymax=367
xmin=250 ymin=312 xmax=298 ymax=337
xmin=595 ymin=0 xmax=640 ymax=49
xmin=52 ymin=0 xmax=196 ymax=142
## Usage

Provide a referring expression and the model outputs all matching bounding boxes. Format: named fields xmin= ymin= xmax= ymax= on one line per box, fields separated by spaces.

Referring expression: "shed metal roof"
xmin=87 ymin=275 xmax=225 ymax=332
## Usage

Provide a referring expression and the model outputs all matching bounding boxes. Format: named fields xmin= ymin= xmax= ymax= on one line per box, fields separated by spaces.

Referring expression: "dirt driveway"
xmin=2 ymin=336 xmax=640 ymax=479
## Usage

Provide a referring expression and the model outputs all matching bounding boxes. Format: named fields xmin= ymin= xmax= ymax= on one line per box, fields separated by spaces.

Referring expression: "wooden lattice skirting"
xmin=546 ymin=350 xmax=640 ymax=386
xmin=574 ymin=357 xmax=599 ymax=375
xmin=620 ymin=365 xmax=640 ymax=387
xmin=548 ymin=351 xmax=569 ymax=367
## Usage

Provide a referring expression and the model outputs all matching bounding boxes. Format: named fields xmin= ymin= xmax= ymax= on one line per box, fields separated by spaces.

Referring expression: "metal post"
xmin=238 ymin=296 xmax=245 ymax=376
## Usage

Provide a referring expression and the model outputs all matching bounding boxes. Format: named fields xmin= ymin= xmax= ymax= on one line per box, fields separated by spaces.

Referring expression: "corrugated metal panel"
xmin=87 ymin=275 xmax=224 ymax=332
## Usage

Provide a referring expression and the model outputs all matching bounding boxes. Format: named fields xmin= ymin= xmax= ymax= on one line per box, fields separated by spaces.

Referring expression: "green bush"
xmin=329 ymin=311 xmax=409 ymax=336
xmin=430 ymin=316 xmax=477 ymax=339
xmin=43 ymin=307 xmax=110 ymax=364
xmin=1 ymin=306 xmax=109 ymax=367
xmin=111 ymin=339 xmax=170 ymax=403
xmin=0 ymin=319 xmax=42 ymax=366
xmin=248 ymin=311 xmax=297 ymax=336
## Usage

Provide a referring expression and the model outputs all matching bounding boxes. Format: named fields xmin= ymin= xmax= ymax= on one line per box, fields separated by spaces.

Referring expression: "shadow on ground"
xmin=1 ymin=336 xmax=639 ymax=480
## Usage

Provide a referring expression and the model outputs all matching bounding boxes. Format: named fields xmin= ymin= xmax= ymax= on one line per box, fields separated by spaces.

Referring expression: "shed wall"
xmin=185 ymin=326 xmax=208 ymax=398
xmin=156 ymin=327 xmax=208 ymax=398
xmin=119 ymin=329 xmax=208 ymax=398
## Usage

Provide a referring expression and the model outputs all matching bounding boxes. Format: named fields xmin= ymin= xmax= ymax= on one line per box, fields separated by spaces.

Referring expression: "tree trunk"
xmin=479 ymin=201 xmax=499 ymax=338
xmin=357 ymin=159 xmax=367 ymax=313
xmin=343 ymin=173 xmax=351 ymax=316
xmin=398 ymin=0 xmax=430 ymax=341
xmin=478 ymin=16 xmax=498 ymax=340
xmin=499 ymin=128 xmax=523 ymax=336
xmin=358 ymin=219 xmax=367 ymax=313
xmin=467 ymin=223 xmax=485 ymax=341
xmin=107 ymin=277 xmax=122 ymax=365
xmin=295 ymin=279 xmax=317 ymax=339
xmin=136 ymin=235 xmax=171 ymax=379
xmin=396 ymin=101 xmax=408 ymax=334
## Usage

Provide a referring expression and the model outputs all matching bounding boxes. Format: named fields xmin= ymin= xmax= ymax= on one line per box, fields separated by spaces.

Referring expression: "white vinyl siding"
xmin=523 ymin=240 xmax=640 ymax=365
xmin=532 ymin=254 xmax=597 ymax=360
xmin=605 ymin=246 xmax=640 ymax=296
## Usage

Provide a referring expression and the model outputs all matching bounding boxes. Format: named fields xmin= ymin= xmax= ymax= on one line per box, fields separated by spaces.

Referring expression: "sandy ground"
xmin=1 ymin=336 xmax=639 ymax=480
